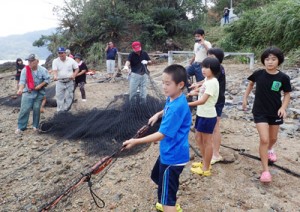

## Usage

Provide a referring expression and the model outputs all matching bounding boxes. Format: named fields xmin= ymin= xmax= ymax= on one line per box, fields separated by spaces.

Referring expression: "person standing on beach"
xmin=122 ymin=41 xmax=151 ymax=104
xmin=123 ymin=64 xmax=191 ymax=212
xmin=15 ymin=58 xmax=25 ymax=92
xmin=188 ymin=48 xmax=226 ymax=165
xmin=15 ymin=54 xmax=50 ymax=134
xmin=243 ymin=47 xmax=291 ymax=183
xmin=186 ymin=29 xmax=212 ymax=90
xmin=105 ymin=41 xmax=118 ymax=78
xmin=52 ymin=47 xmax=79 ymax=112
xmin=188 ymin=57 xmax=221 ymax=177
xmin=74 ymin=53 xmax=87 ymax=102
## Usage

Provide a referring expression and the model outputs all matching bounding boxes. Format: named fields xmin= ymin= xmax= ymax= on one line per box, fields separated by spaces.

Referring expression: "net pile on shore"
xmin=40 ymin=94 xmax=164 ymax=156
xmin=0 ymin=84 xmax=57 ymax=107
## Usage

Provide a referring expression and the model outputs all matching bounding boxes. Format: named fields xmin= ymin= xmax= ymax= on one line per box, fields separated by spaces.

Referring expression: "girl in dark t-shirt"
xmin=243 ymin=47 xmax=292 ymax=183
xmin=74 ymin=54 xmax=87 ymax=101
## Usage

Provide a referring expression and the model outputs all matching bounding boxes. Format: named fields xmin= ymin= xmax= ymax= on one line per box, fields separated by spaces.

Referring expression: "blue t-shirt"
xmin=106 ymin=47 xmax=118 ymax=60
xmin=159 ymin=94 xmax=192 ymax=165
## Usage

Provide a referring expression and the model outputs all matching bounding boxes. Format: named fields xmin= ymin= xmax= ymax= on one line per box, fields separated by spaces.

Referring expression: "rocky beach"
xmin=0 ymin=61 xmax=299 ymax=212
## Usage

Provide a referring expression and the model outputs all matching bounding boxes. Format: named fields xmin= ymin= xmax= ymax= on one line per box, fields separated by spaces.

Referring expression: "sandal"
xmin=260 ymin=171 xmax=272 ymax=183
xmin=268 ymin=152 xmax=277 ymax=162
xmin=210 ymin=156 xmax=223 ymax=165
xmin=190 ymin=166 xmax=211 ymax=176
xmin=191 ymin=161 xmax=212 ymax=170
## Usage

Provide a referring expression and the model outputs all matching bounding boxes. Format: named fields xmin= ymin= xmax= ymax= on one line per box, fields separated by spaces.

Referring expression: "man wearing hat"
xmin=52 ymin=47 xmax=79 ymax=112
xmin=122 ymin=41 xmax=151 ymax=104
xmin=15 ymin=54 xmax=50 ymax=134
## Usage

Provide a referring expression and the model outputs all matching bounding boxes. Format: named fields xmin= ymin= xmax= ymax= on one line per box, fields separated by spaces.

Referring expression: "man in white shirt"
xmin=187 ymin=29 xmax=212 ymax=85
xmin=52 ymin=47 xmax=79 ymax=112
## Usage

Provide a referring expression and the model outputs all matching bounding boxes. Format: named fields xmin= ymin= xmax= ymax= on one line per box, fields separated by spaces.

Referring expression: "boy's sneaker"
xmin=260 ymin=171 xmax=272 ymax=183
xmin=190 ymin=166 xmax=211 ymax=176
xmin=191 ymin=161 xmax=212 ymax=170
xmin=268 ymin=152 xmax=277 ymax=162
xmin=155 ymin=202 xmax=182 ymax=212
xmin=82 ymin=99 xmax=87 ymax=102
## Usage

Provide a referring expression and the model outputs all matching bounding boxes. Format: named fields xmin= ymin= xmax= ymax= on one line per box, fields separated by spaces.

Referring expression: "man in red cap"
xmin=122 ymin=41 xmax=151 ymax=104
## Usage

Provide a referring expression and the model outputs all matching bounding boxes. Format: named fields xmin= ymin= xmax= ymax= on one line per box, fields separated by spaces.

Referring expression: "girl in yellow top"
xmin=188 ymin=57 xmax=220 ymax=176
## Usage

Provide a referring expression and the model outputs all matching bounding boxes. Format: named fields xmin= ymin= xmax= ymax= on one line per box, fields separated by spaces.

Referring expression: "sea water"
xmin=0 ymin=60 xmax=46 ymax=65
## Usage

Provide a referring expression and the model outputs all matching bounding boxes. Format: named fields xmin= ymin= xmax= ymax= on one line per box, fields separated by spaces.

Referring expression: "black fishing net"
xmin=39 ymin=94 xmax=164 ymax=156
xmin=0 ymin=84 xmax=57 ymax=107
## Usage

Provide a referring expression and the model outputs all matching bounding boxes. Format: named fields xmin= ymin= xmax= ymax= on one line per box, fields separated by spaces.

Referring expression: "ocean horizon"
xmin=0 ymin=59 xmax=46 ymax=65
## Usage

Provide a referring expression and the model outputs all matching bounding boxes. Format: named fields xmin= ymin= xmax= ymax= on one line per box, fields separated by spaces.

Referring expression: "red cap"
xmin=132 ymin=41 xmax=141 ymax=51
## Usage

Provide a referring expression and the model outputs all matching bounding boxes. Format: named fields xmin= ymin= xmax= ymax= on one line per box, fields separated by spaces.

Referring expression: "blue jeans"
xmin=17 ymin=92 xmax=44 ymax=130
xmin=224 ymin=15 xmax=229 ymax=24
xmin=186 ymin=62 xmax=204 ymax=82
xmin=186 ymin=62 xmax=204 ymax=92
xmin=129 ymin=72 xmax=148 ymax=104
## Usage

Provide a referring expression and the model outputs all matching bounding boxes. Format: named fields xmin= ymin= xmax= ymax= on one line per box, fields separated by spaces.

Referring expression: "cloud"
xmin=0 ymin=0 xmax=63 ymax=37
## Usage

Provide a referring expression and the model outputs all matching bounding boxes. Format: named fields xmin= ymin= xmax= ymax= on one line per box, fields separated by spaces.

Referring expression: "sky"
xmin=0 ymin=0 xmax=64 ymax=37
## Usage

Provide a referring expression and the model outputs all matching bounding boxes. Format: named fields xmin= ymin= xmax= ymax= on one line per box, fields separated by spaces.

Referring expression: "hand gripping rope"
xmin=39 ymin=124 xmax=150 ymax=212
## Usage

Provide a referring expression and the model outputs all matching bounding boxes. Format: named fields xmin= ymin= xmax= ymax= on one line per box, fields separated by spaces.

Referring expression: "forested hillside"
xmin=34 ymin=0 xmax=300 ymax=67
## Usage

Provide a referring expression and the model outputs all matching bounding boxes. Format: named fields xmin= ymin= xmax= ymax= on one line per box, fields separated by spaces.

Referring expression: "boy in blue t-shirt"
xmin=123 ymin=64 xmax=191 ymax=212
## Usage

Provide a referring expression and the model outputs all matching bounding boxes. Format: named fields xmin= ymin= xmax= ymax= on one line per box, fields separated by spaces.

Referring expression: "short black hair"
xmin=194 ymin=28 xmax=205 ymax=35
xmin=163 ymin=64 xmax=188 ymax=88
xmin=202 ymin=57 xmax=221 ymax=77
xmin=261 ymin=46 xmax=284 ymax=66
xmin=207 ymin=48 xmax=225 ymax=63
xmin=16 ymin=58 xmax=23 ymax=64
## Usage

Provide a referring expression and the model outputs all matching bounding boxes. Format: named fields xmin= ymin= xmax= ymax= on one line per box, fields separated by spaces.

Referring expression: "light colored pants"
xmin=17 ymin=92 xmax=44 ymax=130
xmin=129 ymin=72 xmax=148 ymax=104
xmin=56 ymin=80 xmax=74 ymax=111
xmin=106 ymin=60 xmax=115 ymax=73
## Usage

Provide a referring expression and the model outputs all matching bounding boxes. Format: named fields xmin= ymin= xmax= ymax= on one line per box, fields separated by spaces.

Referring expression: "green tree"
xmin=219 ymin=0 xmax=300 ymax=54
xmin=34 ymin=0 xmax=211 ymax=63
